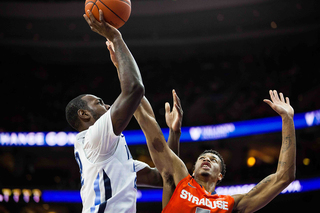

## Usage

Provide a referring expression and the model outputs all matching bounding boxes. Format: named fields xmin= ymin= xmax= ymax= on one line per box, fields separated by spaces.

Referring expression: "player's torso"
xmin=163 ymin=175 xmax=234 ymax=213
xmin=75 ymin=135 xmax=137 ymax=213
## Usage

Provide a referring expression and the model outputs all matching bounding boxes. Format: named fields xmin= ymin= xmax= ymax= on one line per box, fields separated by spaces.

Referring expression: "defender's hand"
xmin=165 ymin=90 xmax=183 ymax=132
xmin=263 ymin=90 xmax=294 ymax=119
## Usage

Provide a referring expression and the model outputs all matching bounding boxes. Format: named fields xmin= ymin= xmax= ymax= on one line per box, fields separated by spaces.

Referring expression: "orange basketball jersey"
xmin=162 ymin=175 xmax=234 ymax=213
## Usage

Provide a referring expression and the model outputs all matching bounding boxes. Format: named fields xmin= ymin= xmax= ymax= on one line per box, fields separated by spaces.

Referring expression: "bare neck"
xmin=194 ymin=175 xmax=217 ymax=194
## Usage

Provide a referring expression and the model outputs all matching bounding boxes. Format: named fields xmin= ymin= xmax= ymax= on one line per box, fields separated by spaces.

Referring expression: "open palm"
xmin=165 ymin=90 xmax=183 ymax=132
xmin=263 ymin=90 xmax=294 ymax=118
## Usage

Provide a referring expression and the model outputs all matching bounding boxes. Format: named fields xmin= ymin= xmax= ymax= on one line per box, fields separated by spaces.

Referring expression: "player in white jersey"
xmin=66 ymin=10 xmax=181 ymax=213
xmin=73 ymin=107 xmax=147 ymax=213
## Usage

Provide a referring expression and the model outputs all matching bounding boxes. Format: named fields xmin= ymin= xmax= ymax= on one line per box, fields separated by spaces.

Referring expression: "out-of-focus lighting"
xmin=32 ymin=189 xmax=42 ymax=203
xmin=303 ymin=158 xmax=310 ymax=166
xmin=43 ymin=204 xmax=50 ymax=210
xmin=22 ymin=189 xmax=31 ymax=203
xmin=12 ymin=189 xmax=21 ymax=203
xmin=271 ymin=21 xmax=277 ymax=29
xmin=247 ymin=157 xmax=256 ymax=167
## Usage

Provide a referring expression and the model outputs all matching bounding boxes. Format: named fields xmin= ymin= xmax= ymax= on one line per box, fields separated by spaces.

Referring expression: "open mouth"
xmin=201 ymin=162 xmax=211 ymax=169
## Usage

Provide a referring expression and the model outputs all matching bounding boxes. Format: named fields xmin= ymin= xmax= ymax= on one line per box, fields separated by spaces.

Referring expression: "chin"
xmin=200 ymin=171 xmax=210 ymax=177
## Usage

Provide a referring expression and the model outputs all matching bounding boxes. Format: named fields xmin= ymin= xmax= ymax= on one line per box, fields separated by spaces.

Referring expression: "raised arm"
xmin=134 ymin=94 xmax=189 ymax=187
xmin=134 ymin=90 xmax=183 ymax=188
xmin=84 ymin=10 xmax=144 ymax=136
xmin=233 ymin=90 xmax=296 ymax=213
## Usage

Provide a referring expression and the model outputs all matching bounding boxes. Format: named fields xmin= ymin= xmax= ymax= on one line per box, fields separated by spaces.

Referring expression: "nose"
xmin=202 ymin=157 xmax=210 ymax=162
xmin=105 ymin=104 xmax=111 ymax=110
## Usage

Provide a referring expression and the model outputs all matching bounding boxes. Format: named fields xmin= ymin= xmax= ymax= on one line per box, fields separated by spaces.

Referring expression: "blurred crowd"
xmin=1 ymin=37 xmax=319 ymax=133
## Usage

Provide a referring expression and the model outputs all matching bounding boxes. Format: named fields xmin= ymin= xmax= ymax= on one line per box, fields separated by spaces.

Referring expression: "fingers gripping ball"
xmin=85 ymin=0 xmax=131 ymax=29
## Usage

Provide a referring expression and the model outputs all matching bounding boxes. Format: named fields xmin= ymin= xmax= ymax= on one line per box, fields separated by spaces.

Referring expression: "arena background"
xmin=0 ymin=0 xmax=319 ymax=212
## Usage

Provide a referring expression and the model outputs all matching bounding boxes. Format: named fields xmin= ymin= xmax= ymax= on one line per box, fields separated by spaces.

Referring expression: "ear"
xmin=78 ymin=109 xmax=91 ymax=121
xmin=218 ymin=173 xmax=223 ymax=181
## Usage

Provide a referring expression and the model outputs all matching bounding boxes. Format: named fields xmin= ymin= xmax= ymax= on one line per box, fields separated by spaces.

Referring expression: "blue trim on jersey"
xmin=90 ymin=171 xmax=112 ymax=213
xmin=75 ymin=152 xmax=84 ymax=186
xmin=188 ymin=183 xmax=196 ymax=188
xmin=102 ymin=170 xmax=112 ymax=201
xmin=90 ymin=173 xmax=101 ymax=213
xmin=125 ymin=144 xmax=132 ymax=160
xmin=94 ymin=173 xmax=101 ymax=205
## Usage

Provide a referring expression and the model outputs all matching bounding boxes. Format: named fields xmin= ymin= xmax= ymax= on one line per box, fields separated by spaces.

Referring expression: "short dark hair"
xmin=197 ymin=149 xmax=226 ymax=185
xmin=65 ymin=94 xmax=88 ymax=131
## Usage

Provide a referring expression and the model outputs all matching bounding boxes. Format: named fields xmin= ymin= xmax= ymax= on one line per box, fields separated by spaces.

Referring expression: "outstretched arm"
xmin=233 ymin=90 xmax=296 ymax=213
xmin=135 ymin=90 xmax=183 ymax=188
xmin=134 ymin=94 xmax=189 ymax=188
xmin=84 ymin=10 xmax=144 ymax=135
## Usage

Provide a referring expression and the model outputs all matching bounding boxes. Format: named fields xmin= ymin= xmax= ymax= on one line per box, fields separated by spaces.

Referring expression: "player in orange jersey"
xmin=134 ymin=90 xmax=296 ymax=213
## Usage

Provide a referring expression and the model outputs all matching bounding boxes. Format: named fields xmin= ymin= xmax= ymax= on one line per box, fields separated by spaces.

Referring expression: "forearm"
xmin=167 ymin=129 xmax=181 ymax=156
xmin=235 ymin=116 xmax=296 ymax=213
xmin=112 ymin=37 xmax=144 ymax=94
xmin=276 ymin=115 xmax=296 ymax=182
xmin=134 ymin=102 xmax=174 ymax=174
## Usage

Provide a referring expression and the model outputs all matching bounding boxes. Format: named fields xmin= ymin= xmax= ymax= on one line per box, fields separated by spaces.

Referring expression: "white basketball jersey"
xmin=74 ymin=109 xmax=147 ymax=213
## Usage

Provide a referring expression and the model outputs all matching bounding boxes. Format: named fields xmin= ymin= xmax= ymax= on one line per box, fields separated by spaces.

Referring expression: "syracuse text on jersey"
xmin=180 ymin=189 xmax=229 ymax=210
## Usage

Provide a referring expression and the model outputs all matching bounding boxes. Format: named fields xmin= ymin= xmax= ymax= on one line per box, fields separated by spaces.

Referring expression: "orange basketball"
xmin=85 ymin=0 xmax=131 ymax=29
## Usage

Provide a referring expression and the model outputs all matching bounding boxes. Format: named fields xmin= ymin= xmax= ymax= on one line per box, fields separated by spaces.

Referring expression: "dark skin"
xmin=135 ymin=90 xmax=296 ymax=212
xmin=80 ymin=9 xmax=144 ymax=136
xmin=75 ymin=10 xmax=179 ymax=187
xmin=134 ymin=90 xmax=184 ymax=207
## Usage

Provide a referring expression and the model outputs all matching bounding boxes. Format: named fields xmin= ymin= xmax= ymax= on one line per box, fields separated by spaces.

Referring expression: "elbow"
xmin=277 ymin=163 xmax=296 ymax=185
xmin=279 ymin=171 xmax=296 ymax=186
xmin=284 ymin=175 xmax=295 ymax=186
xmin=283 ymin=174 xmax=295 ymax=190
xmin=135 ymin=83 xmax=145 ymax=100
xmin=287 ymin=166 xmax=296 ymax=184
xmin=127 ymin=81 xmax=145 ymax=99
xmin=288 ymin=172 xmax=296 ymax=183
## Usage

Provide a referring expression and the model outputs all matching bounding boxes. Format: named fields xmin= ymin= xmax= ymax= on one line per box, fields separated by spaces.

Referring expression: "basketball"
xmin=85 ymin=0 xmax=131 ymax=29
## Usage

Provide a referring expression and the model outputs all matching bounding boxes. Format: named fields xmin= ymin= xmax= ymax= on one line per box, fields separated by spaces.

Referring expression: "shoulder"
xmin=181 ymin=174 xmax=193 ymax=183
xmin=176 ymin=174 xmax=193 ymax=187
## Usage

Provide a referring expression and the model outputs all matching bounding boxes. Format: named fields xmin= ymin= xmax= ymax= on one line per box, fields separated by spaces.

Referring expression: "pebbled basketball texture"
xmin=85 ymin=0 xmax=131 ymax=29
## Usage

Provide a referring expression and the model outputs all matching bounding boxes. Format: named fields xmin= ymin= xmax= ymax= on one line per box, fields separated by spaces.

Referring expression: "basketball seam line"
xmin=98 ymin=0 xmax=126 ymax=23
xmin=85 ymin=0 xmax=98 ymax=13
xmin=118 ymin=0 xmax=131 ymax=6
